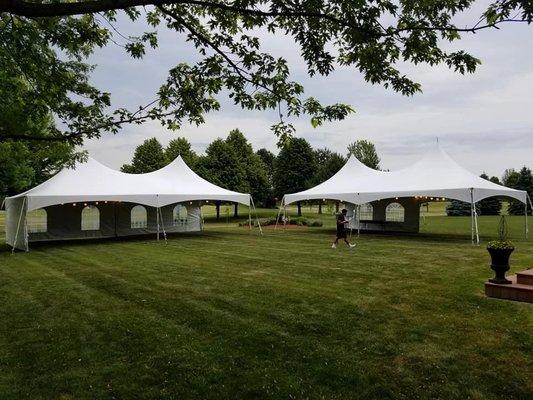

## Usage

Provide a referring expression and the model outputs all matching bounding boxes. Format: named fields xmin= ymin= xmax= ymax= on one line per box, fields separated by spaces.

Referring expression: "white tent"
xmin=3 ymin=156 xmax=256 ymax=251
xmin=283 ymin=144 xmax=531 ymax=243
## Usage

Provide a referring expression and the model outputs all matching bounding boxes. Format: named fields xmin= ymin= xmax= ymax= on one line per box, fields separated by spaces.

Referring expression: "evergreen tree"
xmin=121 ymin=138 xmax=167 ymax=173
xmin=478 ymin=173 xmax=502 ymax=215
xmin=165 ymin=137 xmax=198 ymax=168
xmin=347 ymin=140 xmax=381 ymax=170
xmin=273 ymin=138 xmax=317 ymax=216
xmin=508 ymin=167 xmax=533 ymax=215
xmin=446 ymin=200 xmax=480 ymax=216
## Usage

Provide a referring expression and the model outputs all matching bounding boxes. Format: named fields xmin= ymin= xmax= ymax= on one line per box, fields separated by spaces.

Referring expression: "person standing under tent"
xmin=332 ymin=208 xmax=356 ymax=248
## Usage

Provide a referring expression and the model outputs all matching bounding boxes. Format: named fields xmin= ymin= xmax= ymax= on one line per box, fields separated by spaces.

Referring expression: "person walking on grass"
xmin=332 ymin=208 xmax=356 ymax=248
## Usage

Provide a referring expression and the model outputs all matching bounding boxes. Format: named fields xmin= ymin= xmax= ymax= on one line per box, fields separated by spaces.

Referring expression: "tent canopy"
xmin=5 ymin=156 xmax=251 ymax=211
xmin=284 ymin=144 xmax=527 ymax=205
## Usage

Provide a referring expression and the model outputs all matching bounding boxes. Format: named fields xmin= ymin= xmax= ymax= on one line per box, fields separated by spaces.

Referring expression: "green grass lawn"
xmin=0 ymin=209 xmax=531 ymax=399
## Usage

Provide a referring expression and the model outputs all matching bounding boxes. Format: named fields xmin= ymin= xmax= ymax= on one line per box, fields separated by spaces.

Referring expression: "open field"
xmin=0 ymin=209 xmax=532 ymax=399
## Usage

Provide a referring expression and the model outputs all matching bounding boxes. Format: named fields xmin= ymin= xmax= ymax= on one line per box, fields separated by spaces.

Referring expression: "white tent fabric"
xmin=6 ymin=156 xmax=251 ymax=211
xmin=284 ymin=144 xmax=527 ymax=205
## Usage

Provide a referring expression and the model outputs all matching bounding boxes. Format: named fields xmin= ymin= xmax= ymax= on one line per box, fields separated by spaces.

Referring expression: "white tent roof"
xmin=6 ymin=156 xmax=251 ymax=211
xmin=285 ymin=144 xmax=527 ymax=205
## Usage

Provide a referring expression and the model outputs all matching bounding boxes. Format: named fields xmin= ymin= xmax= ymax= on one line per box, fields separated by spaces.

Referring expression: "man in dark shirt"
xmin=332 ymin=208 xmax=356 ymax=248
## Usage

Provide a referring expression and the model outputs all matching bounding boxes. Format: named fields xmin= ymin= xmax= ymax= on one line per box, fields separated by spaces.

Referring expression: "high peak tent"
xmin=3 ymin=156 xmax=256 ymax=251
xmin=282 ymin=144 xmax=531 ymax=243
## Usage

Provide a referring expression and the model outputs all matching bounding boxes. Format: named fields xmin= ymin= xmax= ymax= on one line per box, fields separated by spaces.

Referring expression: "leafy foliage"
xmin=120 ymin=138 xmax=167 ymax=173
xmin=273 ymin=138 xmax=317 ymax=199
xmin=196 ymin=138 xmax=248 ymax=193
xmin=506 ymin=166 xmax=533 ymax=215
xmin=2 ymin=1 xmax=532 ymax=147
xmin=347 ymin=140 xmax=380 ymax=170
xmin=165 ymin=137 xmax=198 ymax=168
xmin=313 ymin=148 xmax=346 ymax=185
xmin=0 ymin=72 xmax=78 ymax=198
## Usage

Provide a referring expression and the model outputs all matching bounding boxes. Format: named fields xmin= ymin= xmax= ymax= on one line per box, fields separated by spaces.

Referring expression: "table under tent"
xmin=3 ymin=156 xmax=256 ymax=251
xmin=282 ymin=143 xmax=531 ymax=244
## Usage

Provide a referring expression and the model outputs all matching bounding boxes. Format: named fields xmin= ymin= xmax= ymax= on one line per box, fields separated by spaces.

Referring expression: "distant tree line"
xmin=120 ymin=131 xmax=381 ymax=216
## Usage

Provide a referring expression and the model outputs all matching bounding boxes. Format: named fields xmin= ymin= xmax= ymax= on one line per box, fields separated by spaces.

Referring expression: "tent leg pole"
xmin=525 ymin=195 xmax=529 ymax=240
xmin=470 ymin=189 xmax=475 ymax=246
xmin=12 ymin=197 xmax=26 ymax=254
xmin=248 ymin=200 xmax=252 ymax=231
xmin=357 ymin=204 xmax=361 ymax=238
xmin=274 ymin=198 xmax=284 ymax=230
xmin=251 ymin=197 xmax=263 ymax=236
xmin=474 ymin=208 xmax=480 ymax=246
xmin=159 ymin=207 xmax=167 ymax=244
xmin=156 ymin=206 xmax=160 ymax=241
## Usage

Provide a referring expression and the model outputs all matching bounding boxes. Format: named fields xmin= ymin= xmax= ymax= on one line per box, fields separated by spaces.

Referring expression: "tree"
xmin=257 ymin=148 xmax=275 ymax=176
xmin=446 ymin=200 xmax=480 ymax=216
xmin=121 ymin=138 xmax=167 ymax=173
xmin=196 ymin=138 xmax=248 ymax=194
xmin=225 ymin=129 xmax=270 ymax=214
xmin=165 ymin=137 xmax=198 ymax=168
xmin=313 ymin=149 xmax=346 ymax=213
xmin=347 ymin=140 xmax=380 ymax=170
xmin=2 ymin=1 xmax=531 ymax=147
xmin=478 ymin=173 xmax=502 ymax=215
xmin=507 ymin=167 xmax=533 ymax=215
xmin=0 ymin=72 xmax=78 ymax=199
xmin=273 ymin=138 xmax=317 ymax=216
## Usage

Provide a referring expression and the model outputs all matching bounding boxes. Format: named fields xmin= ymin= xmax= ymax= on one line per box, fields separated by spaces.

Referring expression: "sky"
xmin=83 ymin=6 xmax=533 ymax=178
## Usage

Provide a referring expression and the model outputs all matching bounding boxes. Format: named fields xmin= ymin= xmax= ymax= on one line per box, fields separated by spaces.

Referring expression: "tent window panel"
xmin=131 ymin=205 xmax=147 ymax=229
xmin=81 ymin=205 xmax=100 ymax=231
xmin=173 ymin=205 xmax=188 ymax=226
xmin=359 ymin=203 xmax=373 ymax=220
xmin=386 ymin=202 xmax=405 ymax=222
xmin=27 ymin=209 xmax=47 ymax=233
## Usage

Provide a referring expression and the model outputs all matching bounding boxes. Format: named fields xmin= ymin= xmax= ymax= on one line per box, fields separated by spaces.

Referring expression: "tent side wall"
xmin=347 ymin=198 xmax=420 ymax=233
xmin=5 ymin=197 xmax=28 ymax=251
xmin=26 ymin=202 xmax=203 ymax=244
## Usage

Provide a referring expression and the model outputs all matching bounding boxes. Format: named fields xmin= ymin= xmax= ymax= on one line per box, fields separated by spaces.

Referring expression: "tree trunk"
xmin=297 ymin=202 xmax=302 ymax=216
xmin=216 ymin=201 xmax=220 ymax=220
xmin=318 ymin=202 xmax=322 ymax=214
xmin=234 ymin=202 xmax=238 ymax=218
xmin=335 ymin=201 xmax=340 ymax=213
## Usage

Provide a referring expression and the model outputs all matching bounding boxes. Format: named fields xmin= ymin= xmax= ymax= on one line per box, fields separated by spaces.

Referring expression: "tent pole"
xmin=474 ymin=207 xmax=480 ymax=246
xmin=274 ymin=198 xmax=283 ymax=230
xmin=470 ymin=189 xmax=474 ymax=246
xmin=357 ymin=204 xmax=361 ymax=237
xmin=12 ymin=197 xmax=26 ymax=254
xmin=250 ymin=197 xmax=263 ymax=236
xmin=158 ymin=207 xmax=167 ymax=244
xmin=248 ymin=199 xmax=252 ymax=231
xmin=526 ymin=193 xmax=533 ymax=240
xmin=156 ymin=196 xmax=160 ymax=241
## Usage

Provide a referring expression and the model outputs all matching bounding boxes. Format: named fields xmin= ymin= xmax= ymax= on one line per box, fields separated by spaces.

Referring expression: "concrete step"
xmin=516 ymin=269 xmax=533 ymax=286
xmin=485 ymin=274 xmax=533 ymax=304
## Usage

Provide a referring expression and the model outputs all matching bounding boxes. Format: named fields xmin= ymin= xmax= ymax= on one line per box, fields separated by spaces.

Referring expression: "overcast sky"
xmin=83 ymin=7 xmax=533 ymax=178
